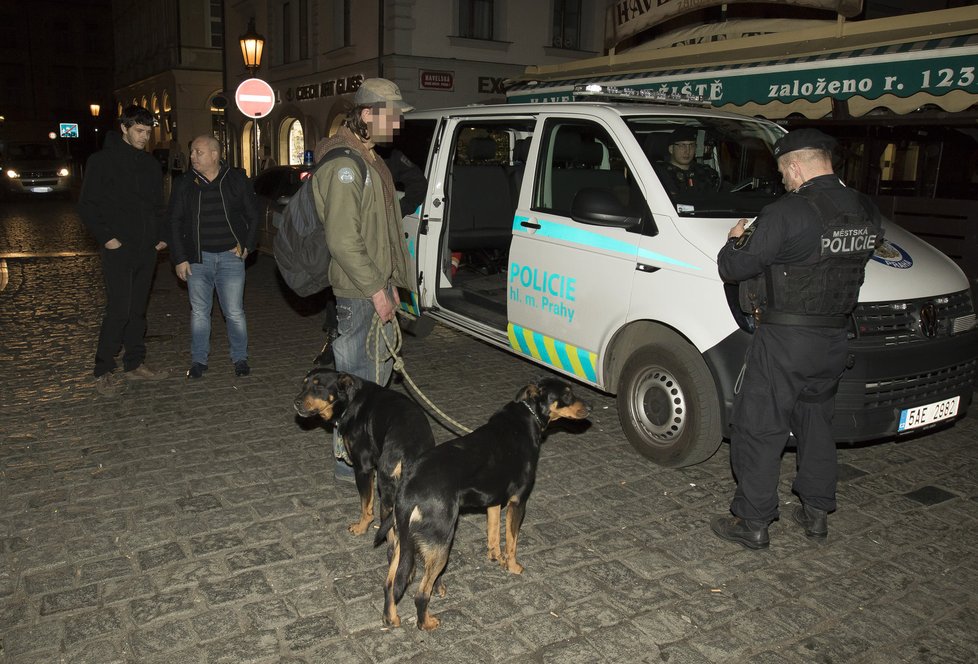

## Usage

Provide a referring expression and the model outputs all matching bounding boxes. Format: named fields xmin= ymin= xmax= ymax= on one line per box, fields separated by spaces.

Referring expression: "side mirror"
xmin=570 ymin=187 xmax=641 ymax=228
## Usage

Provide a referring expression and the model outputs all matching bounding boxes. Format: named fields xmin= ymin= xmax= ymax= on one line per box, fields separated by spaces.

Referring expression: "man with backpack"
xmin=312 ymin=78 xmax=414 ymax=480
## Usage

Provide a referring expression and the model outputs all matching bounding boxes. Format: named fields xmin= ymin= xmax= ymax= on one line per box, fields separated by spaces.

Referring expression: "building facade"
xmin=225 ymin=0 xmax=607 ymax=174
xmin=111 ymin=0 xmax=225 ymax=173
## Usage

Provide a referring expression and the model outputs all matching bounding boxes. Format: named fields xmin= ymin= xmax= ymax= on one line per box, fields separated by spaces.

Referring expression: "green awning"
xmin=507 ymin=35 xmax=978 ymax=119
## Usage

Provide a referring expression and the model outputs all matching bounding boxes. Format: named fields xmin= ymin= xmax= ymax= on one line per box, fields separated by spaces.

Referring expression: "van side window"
xmin=532 ymin=119 xmax=636 ymax=222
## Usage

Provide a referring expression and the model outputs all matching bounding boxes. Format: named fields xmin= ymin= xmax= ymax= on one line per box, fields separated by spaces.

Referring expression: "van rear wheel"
xmin=617 ymin=339 xmax=722 ymax=468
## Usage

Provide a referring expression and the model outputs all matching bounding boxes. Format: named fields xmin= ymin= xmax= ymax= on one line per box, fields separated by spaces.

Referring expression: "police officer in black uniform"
xmin=655 ymin=127 xmax=719 ymax=194
xmin=711 ymin=128 xmax=883 ymax=549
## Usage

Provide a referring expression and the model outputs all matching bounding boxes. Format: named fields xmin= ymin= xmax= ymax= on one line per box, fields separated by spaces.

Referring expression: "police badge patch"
xmin=338 ymin=167 xmax=355 ymax=184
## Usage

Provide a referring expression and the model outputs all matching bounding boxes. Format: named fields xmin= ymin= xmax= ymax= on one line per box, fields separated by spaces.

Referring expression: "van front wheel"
xmin=617 ymin=341 xmax=722 ymax=468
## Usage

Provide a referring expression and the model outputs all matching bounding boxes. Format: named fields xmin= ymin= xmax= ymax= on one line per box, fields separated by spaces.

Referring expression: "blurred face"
xmin=121 ymin=123 xmax=152 ymax=150
xmin=361 ymin=103 xmax=403 ymax=144
xmin=668 ymin=141 xmax=696 ymax=169
xmin=190 ymin=138 xmax=220 ymax=173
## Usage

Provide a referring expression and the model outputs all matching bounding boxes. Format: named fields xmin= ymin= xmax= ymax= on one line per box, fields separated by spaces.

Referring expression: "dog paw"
xmin=487 ymin=547 xmax=502 ymax=562
xmin=418 ymin=614 xmax=441 ymax=631
xmin=505 ymin=559 xmax=524 ymax=575
xmin=436 ymin=580 xmax=447 ymax=598
xmin=348 ymin=521 xmax=370 ymax=535
xmin=383 ymin=613 xmax=401 ymax=628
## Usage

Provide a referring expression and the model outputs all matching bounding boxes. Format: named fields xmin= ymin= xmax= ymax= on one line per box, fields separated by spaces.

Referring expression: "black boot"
xmin=314 ymin=329 xmax=338 ymax=366
xmin=710 ymin=514 xmax=770 ymax=550
xmin=792 ymin=504 xmax=828 ymax=539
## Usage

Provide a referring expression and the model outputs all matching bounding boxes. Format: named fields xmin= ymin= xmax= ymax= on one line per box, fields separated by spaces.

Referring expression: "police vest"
xmin=762 ymin=187 xmax=879 ymax=326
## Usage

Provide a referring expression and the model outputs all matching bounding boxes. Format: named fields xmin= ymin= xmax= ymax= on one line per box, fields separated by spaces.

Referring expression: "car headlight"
xmin=5 ymin=169 xmax=20 ymax=179
xmin=57 ymin=167 xmax=70 ymax=177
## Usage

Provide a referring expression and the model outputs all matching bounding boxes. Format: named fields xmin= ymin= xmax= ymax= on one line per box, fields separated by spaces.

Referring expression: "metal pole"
xmin=252 ymin=113 xmax=259 ymax=177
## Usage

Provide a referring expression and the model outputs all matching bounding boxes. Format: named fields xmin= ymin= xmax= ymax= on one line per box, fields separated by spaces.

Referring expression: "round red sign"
xmin=235 ymin=78 xmax=275 ymax=118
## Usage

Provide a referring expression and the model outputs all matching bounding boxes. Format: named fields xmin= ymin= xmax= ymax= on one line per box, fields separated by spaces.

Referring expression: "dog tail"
xmin=374 ymin=509 xmax=395 ymax=547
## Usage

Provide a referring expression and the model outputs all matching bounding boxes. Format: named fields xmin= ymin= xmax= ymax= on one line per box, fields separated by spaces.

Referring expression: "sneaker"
xmin=234 ymin=360 xmax=251 ymax=377
xmin=95 ymin=372 xmax=126 ymax=397
xmin=187 ymin=362 xmax=208 ymax=379
xmin=124 ymin=364 xmax=169 ymax=381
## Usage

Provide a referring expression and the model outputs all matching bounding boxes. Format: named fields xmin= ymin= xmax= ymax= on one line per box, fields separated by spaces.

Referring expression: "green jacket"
xmin=312 ymin=129 xmax=411 ymax=299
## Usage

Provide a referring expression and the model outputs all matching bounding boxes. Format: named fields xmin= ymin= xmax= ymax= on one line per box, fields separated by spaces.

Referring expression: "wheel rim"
xmin=630 ymin=366 xmax=688 ymax=445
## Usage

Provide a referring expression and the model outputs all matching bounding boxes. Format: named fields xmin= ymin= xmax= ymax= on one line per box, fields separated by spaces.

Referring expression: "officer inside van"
xmin=654 ymin=127 xmax=719 ymax=194
xmin=711 ymin=128 xmax=883 ymax=550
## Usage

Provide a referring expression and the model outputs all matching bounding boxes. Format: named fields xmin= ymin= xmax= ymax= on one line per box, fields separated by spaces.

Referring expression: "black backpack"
xmin=273 ymin=147 xmax=367 ymax=296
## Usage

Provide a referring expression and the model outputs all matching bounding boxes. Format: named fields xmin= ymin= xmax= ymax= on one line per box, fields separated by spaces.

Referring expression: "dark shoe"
xmin=234 ymin=360 xmax=251 ymax=377
xmin=95 ymin=372 xmax=126 ymax=397
xmin=124 ymin=364 xmax=170 ymax=381
xmin=334 ymin=459 xmax=355 ymax=483
xmin=313 ymin=330 xmax=337 ymax=366
xmin=792 ymin=504 xmax=828 ymax=539
xmin=187 ymin=362 xmax=208 ymax=379
xmin=710 ymin=514 xmax=770 ymax=550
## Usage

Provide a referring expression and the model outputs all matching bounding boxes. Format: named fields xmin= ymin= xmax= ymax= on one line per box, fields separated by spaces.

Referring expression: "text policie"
xmin=509 ymin=262 xmax=577 ymax=323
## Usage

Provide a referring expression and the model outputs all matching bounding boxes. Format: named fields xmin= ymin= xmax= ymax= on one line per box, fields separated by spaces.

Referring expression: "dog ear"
xmin=336 ymin=373 xmax=360 ymax=402
xmin=515 ymin=383 xmax=540 ymax=403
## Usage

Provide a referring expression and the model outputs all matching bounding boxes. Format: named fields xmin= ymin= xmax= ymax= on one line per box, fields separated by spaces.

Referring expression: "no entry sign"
xmin=235 ymin=78 xmax=275 ymax=118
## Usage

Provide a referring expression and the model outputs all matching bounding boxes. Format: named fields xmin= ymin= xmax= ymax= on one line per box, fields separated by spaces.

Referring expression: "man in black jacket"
xmin=711 ymin=129 xmax=882 ymax=549
xmin=169 ymin=135 xmax=258 ymax=379
xmin=79 ymin=105 xmax=169 ymax=396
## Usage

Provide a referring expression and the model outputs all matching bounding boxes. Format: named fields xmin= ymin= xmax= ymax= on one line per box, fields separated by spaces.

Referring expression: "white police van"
xmin=393 ymin=86 xmax=978 ymax=467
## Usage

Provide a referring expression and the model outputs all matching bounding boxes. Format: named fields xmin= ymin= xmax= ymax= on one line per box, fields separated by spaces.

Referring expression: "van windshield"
xmin=8 ymin=144 xmax=59 ymax=160
xmin=625 ymin=116 xmax=785 ymax=218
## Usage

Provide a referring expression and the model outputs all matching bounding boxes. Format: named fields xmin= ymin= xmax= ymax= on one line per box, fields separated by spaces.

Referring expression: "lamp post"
xmin=89 ymin=103 xmax=100 ymax=153
xmin=239 ymin=18 xmax=265 ymax=176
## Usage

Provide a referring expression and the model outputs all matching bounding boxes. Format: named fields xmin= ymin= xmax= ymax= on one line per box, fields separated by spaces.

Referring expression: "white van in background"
xmin=388 ymin=91 xmax=977 ymax=468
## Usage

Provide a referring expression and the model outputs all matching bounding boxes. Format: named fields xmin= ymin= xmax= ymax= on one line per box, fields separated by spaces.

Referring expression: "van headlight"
xmin=5 ymin=169 xmax=20 ymax=179
xmin=57 ymin=167 xmax=70 ymax=177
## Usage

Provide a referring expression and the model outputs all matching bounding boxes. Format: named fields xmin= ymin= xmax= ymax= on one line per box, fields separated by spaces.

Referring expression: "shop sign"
xmin=419 ymin=70 xmax=454 ymax=91
xmin=287 ymin=75 xmax=365 ymax=102
xmin=509 ymin=47 xmax=978 ymax=108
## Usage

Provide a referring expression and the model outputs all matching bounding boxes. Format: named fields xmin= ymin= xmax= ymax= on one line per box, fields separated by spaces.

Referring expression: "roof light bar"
xmin=572 ymin=84 xmax=712 ymax=107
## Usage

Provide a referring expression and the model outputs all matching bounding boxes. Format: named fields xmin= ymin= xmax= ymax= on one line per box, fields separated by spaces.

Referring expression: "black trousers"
xmin=94 ymin=248 xmax=157 ymax=377
xmin=729 ymin=324 xmax=849 ymax=523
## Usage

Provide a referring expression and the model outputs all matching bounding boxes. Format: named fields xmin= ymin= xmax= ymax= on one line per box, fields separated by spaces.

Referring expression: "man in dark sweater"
xmin=79 ymin=105 xmax=169 ymax=396
xmin=169 ymin=135 xmax=258 ymax=379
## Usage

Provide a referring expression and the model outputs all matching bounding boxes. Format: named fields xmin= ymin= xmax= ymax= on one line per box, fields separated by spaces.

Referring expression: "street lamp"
xmin=90 ymin=104 xmax=100 ymax=152
xmin=238 ymin=18 xmax=265 ymax=176
xmin=239 ymin=18 xmax=264 ymax=75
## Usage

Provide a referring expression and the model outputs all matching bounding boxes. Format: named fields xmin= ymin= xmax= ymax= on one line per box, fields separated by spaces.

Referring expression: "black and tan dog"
xmin=294 ymin=368 xmax=435 ymax=536
xmin=375 ymin=377 xmax=591 ymax=630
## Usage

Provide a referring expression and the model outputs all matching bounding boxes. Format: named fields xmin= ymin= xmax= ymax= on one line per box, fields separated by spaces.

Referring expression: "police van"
xmin=392 ymin=86 xmax=978 ymax=467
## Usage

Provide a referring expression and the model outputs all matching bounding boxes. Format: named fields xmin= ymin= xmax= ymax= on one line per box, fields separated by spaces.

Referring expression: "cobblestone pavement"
xmin=2 ymin=200 xmax=977 ymax=663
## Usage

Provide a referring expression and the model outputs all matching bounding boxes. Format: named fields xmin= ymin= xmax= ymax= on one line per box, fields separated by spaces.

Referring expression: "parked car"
xmin=252 ymin=165 xmax=314 ymax=254
xmin=0 ymin=141 xmax=73 ymax=199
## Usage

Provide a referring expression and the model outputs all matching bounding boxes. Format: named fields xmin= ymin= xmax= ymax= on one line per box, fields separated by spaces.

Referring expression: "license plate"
xmin=30 ymin=186 xmax=53 ymax=193
xmin=898 ymin=396 xmax=960 ymax=432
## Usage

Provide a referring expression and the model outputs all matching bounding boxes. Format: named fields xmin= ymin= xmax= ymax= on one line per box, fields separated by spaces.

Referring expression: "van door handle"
xmin=520 ymin=219 xmax=541 ymax=230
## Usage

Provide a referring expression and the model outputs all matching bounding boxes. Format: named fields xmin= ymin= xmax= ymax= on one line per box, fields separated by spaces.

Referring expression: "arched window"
xmin=287 ymin=119 xmax=304 ymax=165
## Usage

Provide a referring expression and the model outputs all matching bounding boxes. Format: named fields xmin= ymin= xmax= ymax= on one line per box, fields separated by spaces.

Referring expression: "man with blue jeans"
xmin=169 ymin=135 xmax=258 ymax=378
xmin=313 ymin=78 xmax=415 ymax=480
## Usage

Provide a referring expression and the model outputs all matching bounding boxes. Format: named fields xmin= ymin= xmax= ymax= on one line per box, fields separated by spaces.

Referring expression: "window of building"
xmin=459 ymin=0 xmax=493 ymax=40
xmin=287 ymin=120 xmax=305 ymax=165
xmin=327 ymin=0 xmax=352 ymax=50
xmin=552 ymin=0 xmax=581 ymax=49
xmin=282 ymin=2 xmax=292 ymax=63
xmin=299 ymin=0 xmax=308 ymax=60
xmin=209 ymin=0 xmax=223 ymax=48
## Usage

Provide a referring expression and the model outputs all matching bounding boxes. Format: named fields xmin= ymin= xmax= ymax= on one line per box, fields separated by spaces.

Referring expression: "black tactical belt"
xmin=760 ymin=312 xmax=848 ymax=328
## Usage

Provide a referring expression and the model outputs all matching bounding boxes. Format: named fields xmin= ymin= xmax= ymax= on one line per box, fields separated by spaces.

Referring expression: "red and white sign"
xmin=419 ymin=70 xmax=454 ymax=91
xmin=235 ymin=78 xmax=275 ymax=118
